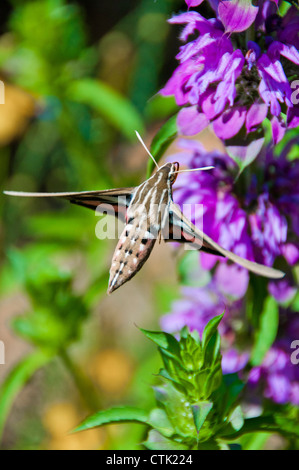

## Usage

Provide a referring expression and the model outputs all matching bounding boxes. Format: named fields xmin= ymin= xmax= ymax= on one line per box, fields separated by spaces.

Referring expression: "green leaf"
xmin=225 ymin=131 xmax=264 ymax=176
xmin=214 ymin=373 xmax=244 ymax=419
xmin=204 ymin=364 xmax=222 ymax=397
xmin=198 ymin=440 xmax=228 ymax=450
xmin=201 ymin=314 xmax=224 ymax=355
xmin=68 ymin=79 xmax=144 ymax=140
xmin=229 ymin=405 xmax=244 ymax=432
xmin=241 ymin=432 xmax=271 ymax=450
xmin=148 ymin=408 xmax=174 ymax=438
xmin=158 ymin=369 xmax=189 ymax=395
xmin=222 ymin=414 xmax=299 ymax=440
xmin=73 ymin=407 xmax=149 ymax=433
xmin=147 ymin=115 xmax=178 ymax=176
xmin=203 ymin=331 xmax=221 ymax=367
xmin=141 ymin=328 xmax=181 ymax=358
xmin=251 ymin=296 xmax=279 ymax=366
xmin=247 ymin=275 xmax=268 ymax=328
xmin=191 ymin=401 xmax=213 ymax=432
xmin=144 ymin=430 xmax=189 ymax=450
xmin=194 ymin=369 xmax=210 ymax=392
xmin=0 ymin=350 xmax=53 ymax=439
xmin=145 ymin=95 xmax=178 ymax=121
xmin=274 ymin=414 xmax=299 ymax=438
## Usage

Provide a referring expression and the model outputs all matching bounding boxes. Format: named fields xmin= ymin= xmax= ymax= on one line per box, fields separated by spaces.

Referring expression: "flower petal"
xmin=281 ymin=243 xmax=299 ymax=266
xmin=265 ymin=373 xmax=291 ymax=404
xmin=212 ymin=107 xmax=246 ymax=139
xmin=222 ymin=349 xmax=249 ymax=374
xmin=160 ymin=61 xmax=198 ymax=106
xmin=271 ymin=115 xmax=286 ymax=144
xmin=246 ymin=102 xmax=268 ymax=132
xmin=257 ymin=54 xmax=292 ymax=115
xmin=219 ymin=0 xmax=258 ymax=33
xmin=268 ymin=41 xmax=299 ymax=65
xmin=268 ymin=280 xmax=297 ymax=304
xmin=215 ymin=263 xmax=249 ymax=299
xmin=177 ymin=106 xmax=209 ymax=135
xmin=201 ymin=89 xmax=222 ymax=119
xmin=287 ymin=101 xmax=299 ymax=129
xmin=185 ymin=0 xmax=205 ymax=7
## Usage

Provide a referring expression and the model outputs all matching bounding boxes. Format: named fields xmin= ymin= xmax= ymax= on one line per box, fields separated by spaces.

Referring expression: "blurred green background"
xmin=0 ymin=0 xmax=193 ymax=450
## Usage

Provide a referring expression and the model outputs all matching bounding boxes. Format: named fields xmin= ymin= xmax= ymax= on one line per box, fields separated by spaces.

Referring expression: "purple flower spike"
xmin=162 ymin=3 xmax=299 ymax=145
xmin=248 ymin=344 xmax=299 ymax=405
xmin=165 ymin=138 xmax=299 ymax=287
xmin=218 ymin=0 xmax=258 ymax=33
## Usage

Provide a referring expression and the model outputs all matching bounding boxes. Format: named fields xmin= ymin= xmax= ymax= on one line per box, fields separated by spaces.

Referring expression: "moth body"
xmin=108 ymin=163 xmax=178 ymax=293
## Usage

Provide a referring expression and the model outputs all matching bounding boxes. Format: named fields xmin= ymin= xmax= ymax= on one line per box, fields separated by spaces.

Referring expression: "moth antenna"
xmin=174 ymin=166 xmax=215 ymax=174
xmin=135 ymin=130 xmax=160 ymax=170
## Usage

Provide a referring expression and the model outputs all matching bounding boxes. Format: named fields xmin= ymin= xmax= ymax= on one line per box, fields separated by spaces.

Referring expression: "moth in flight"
xmin=4 ymin=132 xmax=285 ymax=293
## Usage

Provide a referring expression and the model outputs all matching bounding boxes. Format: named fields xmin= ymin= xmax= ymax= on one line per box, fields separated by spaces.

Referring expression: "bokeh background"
xmin=0 ymin=0 xmax=206 ymax=450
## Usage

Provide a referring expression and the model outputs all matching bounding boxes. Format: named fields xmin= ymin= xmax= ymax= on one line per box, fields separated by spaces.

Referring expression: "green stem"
xmin=60 ymin=349 xmax=101 ymax=413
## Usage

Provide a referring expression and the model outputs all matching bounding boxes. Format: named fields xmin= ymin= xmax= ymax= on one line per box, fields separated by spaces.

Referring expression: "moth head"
xmin=169 ymin=162 xmax=180 ymax=184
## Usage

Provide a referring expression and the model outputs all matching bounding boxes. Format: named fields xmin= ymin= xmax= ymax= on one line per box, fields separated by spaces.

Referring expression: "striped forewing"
xmin=4 ymin=188 xmax=135 ymax=221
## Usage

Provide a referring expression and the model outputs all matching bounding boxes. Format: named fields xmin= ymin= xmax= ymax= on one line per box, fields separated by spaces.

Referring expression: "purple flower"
xmin=222 ymin=349 xmax=249 ymax=374
xmin=161 ymin=5 xmax=299 ymax=143
xmin=160 ymin=283 xmax=245 ymax=349
xmin=268 ymin=279 xmax=297 ymax=304
xmin=160 ymin=285 xmax=227 ymax=337
xmin=215 ymin=263 xmax=249 ymax=299
xmin=185 ymin=0 xmax=259 ymax=34
xmin=249 ymin=343 xmax=299 ymax=405
xmin=248 ymin=194 xmax=287 ymax=266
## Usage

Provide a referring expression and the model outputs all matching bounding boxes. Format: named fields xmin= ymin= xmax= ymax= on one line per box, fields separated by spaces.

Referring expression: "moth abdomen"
xmin=108 ymin=221 xmax=157 ymax=294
